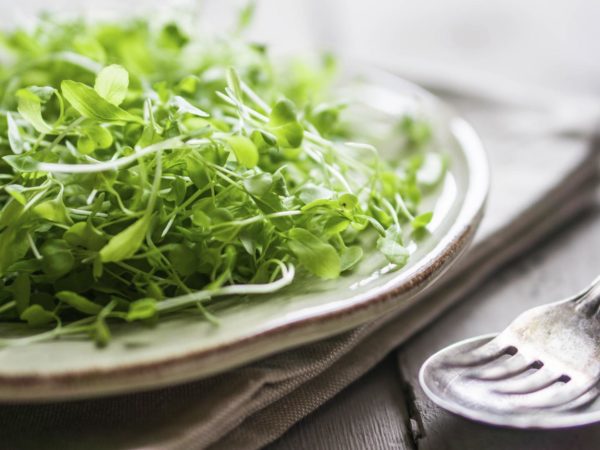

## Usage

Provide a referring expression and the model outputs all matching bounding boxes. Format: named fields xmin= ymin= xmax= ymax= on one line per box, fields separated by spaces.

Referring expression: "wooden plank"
xmin=397 ymin=208 xmax=600 ymax=449
xmin=267 ymin=356 xmax=415 ymax=450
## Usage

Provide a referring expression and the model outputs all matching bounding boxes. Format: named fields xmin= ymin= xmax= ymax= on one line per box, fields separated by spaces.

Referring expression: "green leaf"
xmin=226 ymin=67 xmax=243 ymax=100
xmin=191 ymin=207 xmax=212 ymax=229
xmin=6 ymin=112 xmax=25 ymax=154
xmin=94 ymin=64 xmax=129 ymax=106
xmin=227 ymin=135 xmax=258 ymax=168
xmin=298 ymin=184 xmax=334 ymax=204
xmin=288 ymin=228 xmax=340 ymax=279
xmin=93 ymin=256 xmax=103 ymax=280
xmin=40 ymin=239 xmax=75 ymax=278
xmin=0 ymin=229 xmax=29 ymax=276
xmin=324 ymin=216 xmax=350 ymax=236
xmin=172 ymin=96 xmax=209 ymax=118
xmin=56 ymin=291 xmax=103 ymax=315
xmin=340 ymin=245 xmax=363 ymax=271
xmin=33 ymin=198 xmax=72 ymax=224
xmin=268 ymin=99 xmax=304 ymax=147
xmin=16 ymin=87 xmax=62 ymax=134
xmin=61 ymin=80 xmax=143 ymax=123
xmin=12 ymin=273 xmax=30 ymax=314
xmin=243 ymin=172 xmax=272 ymax=196
xmin=377 ymin=225 xmax=409 ymax=266
xmin=270 ymin=99 xmax=297 ymax=124
xmin=338 ymin=193 xmax=359 ymax=214
xmin=20 ymin=304 xmax=55 ymax=327
xmin=159 ymin=23 xmax=189 ymax=50
xmin=84 ymin=124 xmax=114 ymax=149
xmin=0 ymin=200 xmax=24 ymax=228
xmin=400 ymin=116 xmax=432 ymax=148
xmin=168 ymin=244 xmax=197 ymax=276
xmin=73 ymin=35 xmax=106 ymax=63
xmin=94 ymin=318 xmax=111 ymax=346
xmin=126 ymin=297 xmax=157 ymax=321
xmin=236 ymin=1 xmax=256 ymax=33
xmin=411 ymin=212 xmax=433 ymax=230
xmin=2 ymin=154 xmax=39 ymax=172
xmin=5 ymin=185 xmax=28 ymax=205
xmin=77 ymin=135 xmax=96 ymax=154
xmin=64 ymin=222 xmax=107 ymax=251
xmin=99 ymin=214 xmax=151 ymax=263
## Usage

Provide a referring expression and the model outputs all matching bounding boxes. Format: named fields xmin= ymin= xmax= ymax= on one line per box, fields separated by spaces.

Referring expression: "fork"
xmin=449 ymin=275 xmax=600 ymax=410
xmin=420 ymin=275 xmax=600 ymax=427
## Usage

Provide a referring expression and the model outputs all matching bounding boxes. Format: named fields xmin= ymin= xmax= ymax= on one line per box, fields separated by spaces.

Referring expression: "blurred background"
xmin=3 ymin=0 xmax=600 ymax=100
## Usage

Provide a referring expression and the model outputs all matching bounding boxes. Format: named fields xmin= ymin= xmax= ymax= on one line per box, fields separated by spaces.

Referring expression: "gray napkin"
xmin=0 ymin=83 xmax=597 ymax=450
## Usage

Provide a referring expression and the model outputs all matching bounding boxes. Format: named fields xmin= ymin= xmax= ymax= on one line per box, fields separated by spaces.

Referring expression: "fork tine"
xmin=445 ymin=340 xmax=507 ymax=367
xmin=513 ymin=378 xmax=595 ymax=410
xmin=465 ymin=353 xmax=534 ymax=380
xmin=491 ymin=368 xmax=559 ymax=394
xmin=557 ymin=388 xmax=600 ymax=411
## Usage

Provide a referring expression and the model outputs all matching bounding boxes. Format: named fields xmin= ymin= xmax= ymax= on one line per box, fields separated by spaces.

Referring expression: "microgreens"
xmin=0 ymin=12 xmax=441 ymax=346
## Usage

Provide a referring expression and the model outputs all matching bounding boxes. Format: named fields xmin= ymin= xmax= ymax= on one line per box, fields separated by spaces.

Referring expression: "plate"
xmin=0 ymin=68 xmax=489 ymax=402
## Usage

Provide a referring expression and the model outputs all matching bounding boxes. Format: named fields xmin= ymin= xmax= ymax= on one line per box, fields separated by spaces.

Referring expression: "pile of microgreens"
xmin=0 ymin=13 xmax=437 ymax=346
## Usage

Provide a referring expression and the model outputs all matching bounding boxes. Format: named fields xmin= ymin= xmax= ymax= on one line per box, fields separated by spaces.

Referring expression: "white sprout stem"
xmin=305 ymin=145 xmax=353 ymax=193
xmin=0 ymin=301 xmax=15 ymax=315
xmin=86 ymin=189 xmax=98 ymax=205
xmin=241 ymin=81 xmax=272 ymax=114
xmin=210 ymin=210 xmax=302 ymax=230
xmin=394 ymin=193 xmax=415 ymax=221
xmin=156 ymin=263 xmax=295 ymax=312
xmin=306 ymin=132 xmax=374 ymax=174
xmin=27 ymin=233 xmax=42 ymax=260
xmin=68 ymin=208 xmax=108 ymax=218
xmin=36 ymin=138 xmax=184 ymax=174
xmin=160 ymin=215 xmax=176 ymax=239
xmin=218 ymin=90 xmax=269 ymax=123
xmin=22 ymin=184 xmax=51 ymax=212
xmin=381 ymin=197 xmax=401 ymax=228
xmin=52 ymin=52 xmax=103 ymax=73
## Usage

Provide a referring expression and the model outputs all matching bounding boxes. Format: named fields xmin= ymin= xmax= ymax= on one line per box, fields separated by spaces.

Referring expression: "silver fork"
xmin=420 ymin=275 xmax=600 ymax=428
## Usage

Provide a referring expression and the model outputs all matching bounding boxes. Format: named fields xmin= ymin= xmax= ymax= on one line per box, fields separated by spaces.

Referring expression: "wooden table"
xmin=269 ymin=204 xmax=600 ymax=449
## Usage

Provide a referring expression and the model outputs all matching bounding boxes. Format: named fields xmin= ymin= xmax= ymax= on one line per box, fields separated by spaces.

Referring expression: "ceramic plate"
xmin=0 ymin=68 xmax=489 ymax=402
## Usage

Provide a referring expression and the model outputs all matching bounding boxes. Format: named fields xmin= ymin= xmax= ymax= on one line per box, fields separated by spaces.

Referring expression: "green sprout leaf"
xmin=411 ymin=212 xmax=433 ymax=230
xmin=61 ymin=80 xmax=143 ymax=123
xmin=12 ymin=273 xmax=31 ymax=315
xmin=20 ymin=304 xmax=55 ymax=327
xmin=56 ymin=291 xmax=103 ymax=315
xmin=99 ymin=214 xmax=152 ymax=263
xmin=94 ymin=64 xmax=129 ymax=106
xmin=16 ymin=87 xmax=63 ymax=134
xmin=227 ymin=135 xmax=258 ymax=168
xmin=377 ymin=225 xmax=409 ymax=266
xmin=6 ymin=112 xmax=25 ymax=154
xmin=269 ymin=99 xmax=304 ymax=147
xmin=340 ymin=245 xmax=363 ymax=271
xmin=172 ymin=96 xmax=209 ymax=118
xmin=64 ymin=222 xmax=107 ymax=251
xmin=33 ymin=198 xmax=72 ymax=224
xmin=288 ymin=228 xmax=340 ymax=279
xmin=127 ymin=298 xmax=157 ymax=321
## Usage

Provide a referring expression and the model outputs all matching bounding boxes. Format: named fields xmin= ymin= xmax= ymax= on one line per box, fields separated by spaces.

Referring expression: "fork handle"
xmin=574 ymin=275 xmax=600 ymax=317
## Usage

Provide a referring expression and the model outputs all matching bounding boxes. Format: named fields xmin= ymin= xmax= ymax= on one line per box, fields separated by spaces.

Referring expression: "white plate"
xmin=0 ymin=68 xmax=489 ymax=402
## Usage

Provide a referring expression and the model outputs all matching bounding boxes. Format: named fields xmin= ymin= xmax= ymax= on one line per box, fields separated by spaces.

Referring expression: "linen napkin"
xmin=0 ymin=79 xmax=597 ymax=450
